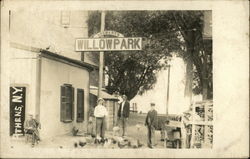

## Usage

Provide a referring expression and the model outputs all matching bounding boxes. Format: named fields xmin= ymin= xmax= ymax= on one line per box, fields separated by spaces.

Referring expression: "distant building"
xmin=203 ymin=11 xmax=212 ymax=40
xmin=130 ymin=57 xmax=202 ymax=115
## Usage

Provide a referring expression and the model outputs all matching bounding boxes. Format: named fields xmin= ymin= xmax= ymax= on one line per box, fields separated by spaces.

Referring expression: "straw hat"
xmin=97 ymin=98 xmax=105 ymax=103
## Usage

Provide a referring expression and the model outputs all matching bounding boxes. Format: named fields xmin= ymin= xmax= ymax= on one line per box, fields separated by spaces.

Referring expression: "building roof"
xmin=90 ymin=88 xmax=118 ymax=101
xmin=10 ymin=42 xmax=95 ymax=71
xmin=40 ymin=50 xmax=94 ymax=71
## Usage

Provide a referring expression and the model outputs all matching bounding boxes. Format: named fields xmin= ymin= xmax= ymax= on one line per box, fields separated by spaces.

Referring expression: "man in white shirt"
xmin=94 ymin=98 xmax=108 ymax=139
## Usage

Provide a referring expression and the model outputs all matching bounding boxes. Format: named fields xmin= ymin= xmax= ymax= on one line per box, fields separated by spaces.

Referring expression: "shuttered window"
xmin=60 ymin=84 xmax=74 ymax=122
xmin=76 ymin=89 xmax=84 ymax=122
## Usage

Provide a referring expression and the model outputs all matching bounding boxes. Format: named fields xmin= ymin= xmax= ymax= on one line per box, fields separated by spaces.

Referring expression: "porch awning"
xmin=90 ymin=89 xmax=118 ymax=101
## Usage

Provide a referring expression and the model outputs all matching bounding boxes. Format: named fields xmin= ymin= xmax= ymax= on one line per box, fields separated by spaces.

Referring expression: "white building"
xmin=2 ymin=7 xmax=95 ymax=140
xmin=131 ymin=57 xmax=201 ymax=115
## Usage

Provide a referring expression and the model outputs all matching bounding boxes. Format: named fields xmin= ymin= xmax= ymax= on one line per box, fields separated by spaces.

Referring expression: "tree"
xmin=171 ymin=11 xmax=213 ymax=100
xmin=87 ymin=11 xmax=213 ymax=100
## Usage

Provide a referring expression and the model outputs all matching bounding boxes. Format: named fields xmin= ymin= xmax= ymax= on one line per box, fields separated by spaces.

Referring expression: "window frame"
xmin=60 ymin=84 xmax=74 ymax=123
xmin=76 ymin=88 xmax=84 ymax=122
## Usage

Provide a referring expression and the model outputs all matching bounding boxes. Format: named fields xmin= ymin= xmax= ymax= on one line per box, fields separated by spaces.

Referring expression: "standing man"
xmin=94 ymin=98 xmax=108 ymax=140
xmin=118 ymin=95 xmax=130 ymax=137
xmin=145 ymin=103 xmax=158 ymax=148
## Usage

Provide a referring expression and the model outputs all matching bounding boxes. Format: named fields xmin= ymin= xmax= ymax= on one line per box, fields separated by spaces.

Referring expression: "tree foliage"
xmin=87 ymin=11 xmax=212 ymax=100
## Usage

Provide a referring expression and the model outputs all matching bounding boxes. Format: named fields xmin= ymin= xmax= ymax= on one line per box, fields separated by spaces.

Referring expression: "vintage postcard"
xmin=0 ymin=0 xmax=249 ymax=158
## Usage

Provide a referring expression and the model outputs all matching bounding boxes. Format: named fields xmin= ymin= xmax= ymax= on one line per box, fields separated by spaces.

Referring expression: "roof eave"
xmin=40 ymin=49 xmax=94 ymax=72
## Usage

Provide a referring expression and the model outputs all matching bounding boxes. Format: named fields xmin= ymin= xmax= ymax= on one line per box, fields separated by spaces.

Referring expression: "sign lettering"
xmin=93 ymin=30 xmax=124 ymax=38
xmin=10 ymin=87 xmax=26 ymax=136
xmin=75 ymin=37 xmax=142 ymax=51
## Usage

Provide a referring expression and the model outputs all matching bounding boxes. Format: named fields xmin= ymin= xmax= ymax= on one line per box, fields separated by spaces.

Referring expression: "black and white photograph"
xmin=0 ymin=0 xmax=249 ymax=158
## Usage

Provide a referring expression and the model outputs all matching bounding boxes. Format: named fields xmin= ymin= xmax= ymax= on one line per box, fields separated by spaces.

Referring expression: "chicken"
xmin=118 ymin=141 xmax=126 ymax=149
xmin=74 ymin=142 xmax=78 ymax=148
xmin=79 ymin=141 xmax=87 ymax=147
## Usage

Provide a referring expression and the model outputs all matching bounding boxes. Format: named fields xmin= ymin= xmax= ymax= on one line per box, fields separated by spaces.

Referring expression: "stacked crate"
xmin=189 ymin=100 xmax=213 ymax=148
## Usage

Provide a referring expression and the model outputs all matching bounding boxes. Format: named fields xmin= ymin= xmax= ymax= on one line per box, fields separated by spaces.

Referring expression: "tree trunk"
xmin=207 ymin=79 xmax=213 ymax=99
xmin=184 ymin=56 xmax=193 ymax=104
xmin=202 ymin=56 xmax=208 ymax=100
xmin=183 ymin=31 xmax=195 ymax=106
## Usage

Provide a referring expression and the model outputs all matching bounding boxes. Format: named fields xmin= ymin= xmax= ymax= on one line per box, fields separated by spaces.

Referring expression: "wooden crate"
xmin=189 ymin=100 xmax=213 ymax=148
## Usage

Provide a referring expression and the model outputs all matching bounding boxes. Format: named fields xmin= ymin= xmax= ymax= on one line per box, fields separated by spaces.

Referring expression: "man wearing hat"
xmin=24 ymin=114 xmax=41 ymax=147
xmin=145 ymin=103 xmax=158 ymax=148
xmin=117 ymin=95 xmax=130 ymax=137
xmin=94 ymin=98 xmax=108 ymax=139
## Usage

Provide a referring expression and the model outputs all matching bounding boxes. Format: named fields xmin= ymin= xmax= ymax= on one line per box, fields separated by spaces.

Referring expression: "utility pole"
xmin=166 ymin=65 xmax=171 ymax=115
xmin=98 ymin=11 xmax=105 ymax=98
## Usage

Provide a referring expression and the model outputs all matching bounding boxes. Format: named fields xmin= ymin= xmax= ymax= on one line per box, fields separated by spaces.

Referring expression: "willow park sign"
xmin=75 ymin=37 xmax=142 ymax=51
xmin=75 ymin=30 xmax=142 ymax=51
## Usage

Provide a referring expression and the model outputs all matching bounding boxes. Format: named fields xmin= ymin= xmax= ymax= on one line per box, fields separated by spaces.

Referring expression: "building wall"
xmin=7 ymin=9 xmax=92 ymax=139
xmin=203 ymin=11 xmax=212 ymax=39
xmin=10 ymin=9 xmax=88 ymax=61
xmin=39 ymin=58 xmax=90 ymax=139
xmin=9 ymin=47 xmax=38 ymax=117
xmin=9 ymin=8 xmax=104 ymax=89
xmin=10 ymin=9 xmax=99 ymax=67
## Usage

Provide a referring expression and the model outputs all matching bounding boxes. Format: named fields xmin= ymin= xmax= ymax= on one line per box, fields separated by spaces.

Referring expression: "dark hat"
xmin=150 ymin=103 xmax=155 ymax=106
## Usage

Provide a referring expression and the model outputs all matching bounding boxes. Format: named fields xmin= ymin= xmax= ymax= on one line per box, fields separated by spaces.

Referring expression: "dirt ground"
xmin=126 ymin=113 xmax=165 ymax=148
xmin=10 ymin=113 xmax=175 ymax=149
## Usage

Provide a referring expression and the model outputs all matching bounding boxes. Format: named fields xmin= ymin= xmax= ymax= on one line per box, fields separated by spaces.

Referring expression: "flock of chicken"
xmin=73 ymin=135 xmax=144 ymax=149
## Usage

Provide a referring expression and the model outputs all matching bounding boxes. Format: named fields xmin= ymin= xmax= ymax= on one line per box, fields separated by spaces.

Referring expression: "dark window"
xmin=76 ymin=89 xmax=84 ymax=122
xmin=60 ymin=84 xmax=74 ymax=122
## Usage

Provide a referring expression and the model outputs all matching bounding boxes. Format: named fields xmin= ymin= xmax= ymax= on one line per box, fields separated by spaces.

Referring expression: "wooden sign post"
xmin=98 ymin=11 xmax=105 ymax=98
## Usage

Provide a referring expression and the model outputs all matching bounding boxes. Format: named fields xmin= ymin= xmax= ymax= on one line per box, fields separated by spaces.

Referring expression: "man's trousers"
xmin=147 ymin=126 xmax=155 ymax=147
xmin=118 ymin=116 xmax=127 ymax=136
xmin=96 ymin=117 xmax=106 ymax=138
